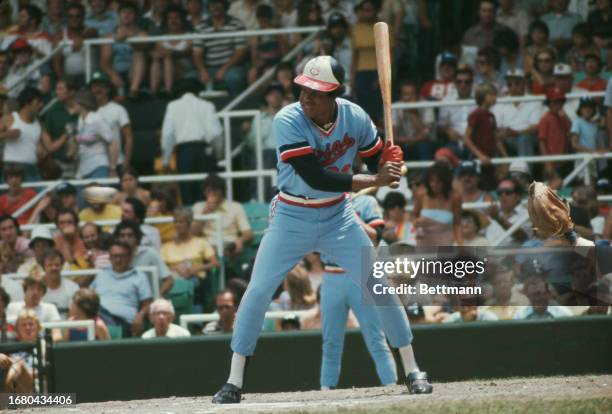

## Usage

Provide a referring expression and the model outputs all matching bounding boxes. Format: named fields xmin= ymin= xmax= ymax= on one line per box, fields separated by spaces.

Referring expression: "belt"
xmin=278 ymin=192 xmax=347 ymax=208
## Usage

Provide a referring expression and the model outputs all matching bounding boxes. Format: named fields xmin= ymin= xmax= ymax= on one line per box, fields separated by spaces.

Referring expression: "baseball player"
xmin=319 ymin=193 xmax=397 ymax=389
xmin=212 ymin=56 xmax=432 ymax=404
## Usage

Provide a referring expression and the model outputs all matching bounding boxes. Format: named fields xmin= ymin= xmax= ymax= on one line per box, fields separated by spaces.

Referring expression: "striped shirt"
xmin=193 ymin=16 xmax=247 ymax=68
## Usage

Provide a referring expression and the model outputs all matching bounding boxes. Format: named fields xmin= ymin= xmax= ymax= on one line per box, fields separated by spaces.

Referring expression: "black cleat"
xmin=406 ymin=371 xmax=433 ymax=394
xmin=212 ymin=383 xmax=242 ymax=404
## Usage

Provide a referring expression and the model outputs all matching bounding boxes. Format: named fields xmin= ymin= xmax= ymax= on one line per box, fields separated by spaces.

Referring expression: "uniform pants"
xmin=320 ymin=273 xmax=397 ymax=388
xmin=231 ymin=197 xmax=413 ymax=357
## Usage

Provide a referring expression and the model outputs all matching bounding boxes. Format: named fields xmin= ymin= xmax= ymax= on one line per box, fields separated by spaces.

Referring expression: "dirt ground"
xmin=8 ymin=375 xmax=612 ymax=414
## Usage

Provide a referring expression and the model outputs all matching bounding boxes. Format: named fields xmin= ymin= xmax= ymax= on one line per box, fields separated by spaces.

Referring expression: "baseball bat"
xmin=374 ymin=22 xmax=405 ymax=189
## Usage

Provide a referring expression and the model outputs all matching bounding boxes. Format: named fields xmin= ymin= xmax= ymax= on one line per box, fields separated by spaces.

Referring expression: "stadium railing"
xmin=179 ymin=310 xmax=310 ymax=330
xmin=42 ymin=320 xmax=96 ymax=342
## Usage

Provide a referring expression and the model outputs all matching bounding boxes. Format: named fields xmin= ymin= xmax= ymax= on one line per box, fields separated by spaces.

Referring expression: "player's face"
xmin=299 ymin=86 xmax=334 ymax=121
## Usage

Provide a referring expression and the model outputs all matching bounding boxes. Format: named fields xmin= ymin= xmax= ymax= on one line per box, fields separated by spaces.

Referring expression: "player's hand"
xmin=381 ymin=142 xmax=404 ymax=164
xmin=377 ymin=161 xmax=402 ymax=188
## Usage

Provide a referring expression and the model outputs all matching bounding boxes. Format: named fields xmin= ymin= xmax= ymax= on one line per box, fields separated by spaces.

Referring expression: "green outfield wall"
xmin=49 ymin=316 xmax=612 ymax=402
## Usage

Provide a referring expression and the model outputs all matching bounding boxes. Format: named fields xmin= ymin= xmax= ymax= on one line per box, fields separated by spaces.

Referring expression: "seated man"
xmin=192 ymin=175 xmax=253 ymax=259
xmin=482 ymin=267 xmax=529 ymax=320
xmin=203 ymin=289 xmax=236 ymax=335
xmin=17 ymin=226 xmax=56 ymax=278
xmin=41 ymin=249 xmax=80 ymax=319
xmin=91 ymin=240 xmax=153 ymax=337
xmin=142 ymin=298 xmax=191 ymax=339
xmin=121 ymin=197 xmax=161 ymax=250
xmin=513 ymin=276 xmax=574 ymax=320
xmin=443 ymin=295 xmax=498 ymax=323
xmin=78 ymin=186 xmax=121 ymax=230
xmin=6 ymin=277 xmax=61 ymax=324
xmin=113 ymin=219 xmax=174 ymax=296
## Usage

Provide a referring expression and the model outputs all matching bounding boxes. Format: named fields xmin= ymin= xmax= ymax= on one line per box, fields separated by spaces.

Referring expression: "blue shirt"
xmin=541 ymin=11 xmax=582 ymax=40
xmin=570 ymin=117 xmax=598 ymax=150
xmin=91 ymin=268 xmax=153 ymax=323
xmin=274 ymin=98 xmax=382 ymax=199
xmin=85 ymin=11 xmax=119 ymax=37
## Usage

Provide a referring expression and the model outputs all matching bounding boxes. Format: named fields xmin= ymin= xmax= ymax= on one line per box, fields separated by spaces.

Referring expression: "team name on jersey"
xmin=315 ymin=133 xmax=356 ymax=167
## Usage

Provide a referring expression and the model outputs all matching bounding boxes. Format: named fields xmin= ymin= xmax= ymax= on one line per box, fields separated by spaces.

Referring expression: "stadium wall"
xmin=49 ymin=316 xmax=612 ymax=402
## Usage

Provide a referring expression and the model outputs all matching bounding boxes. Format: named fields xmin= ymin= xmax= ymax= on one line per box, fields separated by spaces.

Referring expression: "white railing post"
xmin=255 ymin=111 xmax=264 ymax=202
xmin=223 ymin=113 xmax=233 ymax=201
xmin=85 ymin=42 xmax=92 ymax=83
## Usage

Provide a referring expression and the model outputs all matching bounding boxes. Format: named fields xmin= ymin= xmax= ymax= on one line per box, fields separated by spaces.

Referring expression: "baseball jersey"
xmin=274 ymin=98 xmax=383 ymax=199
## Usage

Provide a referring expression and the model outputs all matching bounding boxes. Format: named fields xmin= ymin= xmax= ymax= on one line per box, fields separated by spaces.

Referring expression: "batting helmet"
xmin=294 ymin=55 xmax=345 ymax=92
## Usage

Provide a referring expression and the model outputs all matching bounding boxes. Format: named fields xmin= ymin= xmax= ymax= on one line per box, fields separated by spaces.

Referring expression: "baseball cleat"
xmin=211 ymin=383 xmax=242 ymax=404
xmin=406 ymin=371 xmax=433 ymax=394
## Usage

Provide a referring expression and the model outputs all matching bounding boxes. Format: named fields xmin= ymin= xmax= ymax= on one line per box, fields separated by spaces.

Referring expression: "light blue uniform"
xmin=231 ymin=98 xmax=413 ymax=360
xmin=320 ymin=195 xmax=397 ymax=388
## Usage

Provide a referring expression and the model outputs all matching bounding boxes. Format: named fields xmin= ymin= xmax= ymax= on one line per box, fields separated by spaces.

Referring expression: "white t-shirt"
xmin=6 ymin=301 xmax=61 ymax=323
xmin=43 ymin=279 xmax=80 ymax=319
xmin=96 ymin=101 xmax=130 ymax=165
xmin=3 ymin=112 xmax=41 ymax=164
xmin=76 ymin=111 xmax=114 ymax=177
xmin=141 ymin=323 xmax=191 ymax=338
xmin=1 ymin=277 xmax=24 ymax=303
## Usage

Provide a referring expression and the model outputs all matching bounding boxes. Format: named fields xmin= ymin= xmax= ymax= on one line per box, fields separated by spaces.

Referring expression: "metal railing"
xmin=43 ymin=320 xmax=96 ymax=341
xmin=179 ymin=310 xmax=310 ymax=329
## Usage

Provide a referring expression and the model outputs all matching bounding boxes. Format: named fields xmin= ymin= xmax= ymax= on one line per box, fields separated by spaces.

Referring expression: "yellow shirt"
xmin=351 ymin=22 xmax=377 ymax=71
xmin=78 ymin=204 xmax=122 ymax=231
xmin=161 ymin=237 xmax=216 ymax=279
xmin=150 ymin=214 xmax=175 ymax=243
xmin=192 ymin=200 xmax=251 ymax=247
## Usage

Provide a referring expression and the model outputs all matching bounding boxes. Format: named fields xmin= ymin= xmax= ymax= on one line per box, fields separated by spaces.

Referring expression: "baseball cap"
xmin=509 ymin=160 xmax=530 ymax=175
xmin=553 ymin=63 xmax=572 ymax=76
xmin=545 ymin=87 xmax=566 ymax=103
xmin=56 ymin=182 xmax=77 ymax=195
xmin=457 ymin=160 xmax=479 ymax=176
xmin=89 ymin=70 xmax=111 ymax=86
xmin=596 ymin=178 xmax=610 ymax=192
xmin=434 ymin=147 xmax=460 ymax=167
xmin=505 ymin=68 xmax=525 ymax=79
xmin=327 ymin=12 xmax=348 ymax=28
xmin=29 ymin=226 xmax=54 ymax=248
xmin=11 ymin=38 xmax=31 ymax=51
xmin=440 ymin=52 xmax=458 ymax=67
xmin=294 ymin=55 xmax=344 ymax=92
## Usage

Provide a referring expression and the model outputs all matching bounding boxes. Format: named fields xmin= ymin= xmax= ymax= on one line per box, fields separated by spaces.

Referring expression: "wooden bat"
xmin=373 ymin=22 xmax=406 ymax=190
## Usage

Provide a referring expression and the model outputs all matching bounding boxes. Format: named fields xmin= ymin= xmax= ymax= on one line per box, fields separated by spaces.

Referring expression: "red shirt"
xmin=420 ymin=80 xmax=456 ymax=101
xmin=538 ymin=111 xmax=571 ymax=155
xmin=0 ymin=188 xmax=37 ymax=224
xmin=467 ymin=107 xmax=498 ymax=157
xmin=575 ymin=77 xmax=607 ymax=92
xmin=530 ymin=80 xmax=555 ymax=95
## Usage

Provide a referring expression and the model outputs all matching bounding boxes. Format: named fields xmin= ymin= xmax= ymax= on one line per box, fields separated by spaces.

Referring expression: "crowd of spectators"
xmin=0 ymin=0 xmax=610 ymax=358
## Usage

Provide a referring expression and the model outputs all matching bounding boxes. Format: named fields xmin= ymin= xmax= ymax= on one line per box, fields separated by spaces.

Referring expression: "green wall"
xmin=49 ymin=317 xmax=612 ymax=403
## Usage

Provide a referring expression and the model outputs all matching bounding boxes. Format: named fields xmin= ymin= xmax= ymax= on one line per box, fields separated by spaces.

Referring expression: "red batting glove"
xmin=381 ymin=142 xmax=404 ymax=164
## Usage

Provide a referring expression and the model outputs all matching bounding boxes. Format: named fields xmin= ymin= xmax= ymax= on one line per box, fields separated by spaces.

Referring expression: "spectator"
xmin=91 ymin=239 xmax=153 ymax=337
xmin=247 ymin=5 xmax=288 ymax=85
xmin=114 ymin=219 xmax=173 ymax=296
xmin=575 ymin=54 xmax=608 ymax=92
xmin=7 ymin=5 xmax=53 ymax=66
xmin=16 ymin=226 xmax=55 ymax=277
xmin=327 ymin=13 xmax=352 ymax=92
xmin=52 ymin=2 xmax=98 ymax=86
xmin=65 ymin=288 xmax=110 ymax=340
xmin=0 ymin=286 xmax=10 ymax=341
xmin=85 ymin=0 xmax=118 ymax=37
xmin=186 ymin=0 xmax=207 ymax=30
xmin=0 ymin=310 xmax=41 ymax=392
xmin=530 ymin=48 xmax=556 ymax=95
xmin=192 ymin=175 xmax=253 ymax=257
xmin=6 ymin=277 xmax=62 ymax=333
xmin=487 ymin=178 xmax=531 ymax=246
xmin=513 ymin=276 xmax=574 ymax=319
xmin=114 ymin=168 xmax=151 ymax=206
xmin=465 ymin=83 xmax=507 ymax=169
xmin=276 ymin=265 xmax=316 ymax=310
xmin=413 ymin=161 xmax=463 ymax=246
xmin=557 ymin=254 xmax=599 ymax=307
xmin=89 ymin=71 xmax=133 ymax=173
xmin=79 ymin=185 xmax=122 ymax=224
xmin=439 ymin=68 xmax=477 ymax=157
xmin=588 ymin=0 xmax=612 ymax=49
xmin=493 ymin=69 xmax=543 ymax=156
xmin=0 ymin=165 xmax=37 ymax=224
xmin=351 ymin=0 xmax=381 ymax=122
xmin=482 ymin=268 xmax=529 ymax=319
xmin=142 ymin=0 xmax=167 ymax=35
xmin=147 ymin=188 xmax=176 ymax=243
xmin=40 ymin=249 xmax=79 ymax=318
xmin=571 ymin=98 xmax=607 ymax=166
xmin=570 ymin=185 xmax=596 ymax=240
xmin=460 ymin=210 xmax=489 ymax=247
xmin=54 ymin=208 xmax=88 ymax=270
xmin=150 ymin=5 xmax=195 ymax=95
xmin=539 ymin=87 xmax=571 ymax=175
xmin=71 ymin=90 xmax=117 ymax=179
xmin=457 ymin=161 xmax=494 ymax=206
xmin=228 ymin=0 xmax=266 ymax=30
xmin=0 ymin=214 xmax=29 ymax=271
xmin=99 ymin=1 xmax=146 ymax=97
xmin=496 ymin=0 xmax=529 ymax=47
xmin=322 ymin=0 xmax=355 ymax=25
xmin=0 ymin=260 xmax=24 ymax=303
xmin=494 ymin=28 xmax=523 ymax=77
xmin=42 ymin=0 xmax=65 ymax=37
xmin=55 ymin=183 xmax=78 ymax=213
xmin=161 ymin=208 xmax=219 ymax=311
xmin=161 ymin=79 xmax=222 ymax=205
xmin=392 ymin=80 xmax=434 ymax=161
xmin=203 ymin=289 xmax=236 ymax=334
xmin=523 ymin=20 xmax=553 ymax=77
xmin=42 ymin=80 xmax=78 ymax=178
xmin=274 ymin=61 xmax=300 ymax=104
xmin=142 ymin=298 xmax=190 ymax=338
xmin=462 ymin=0 xmax=511 ymax=50
xmin=81 ymin=222 xmax=111 ymax=271
xmin=568 ymin=23 xmax=602 ymax=73
xmin=474 ymin=46 xmax=504 ymax=91
xmin=192 ymin=0 xmax=248 ymax=96
xmin=0 ymin=87 xmax=44 ymax=182
xmin=121 ymin=196 xmax=161 ymax=250
xmin=381 ymin=191 xmax=414 ymax=245
xmin=540 ymin=0 xmax=582 ymax=54
xmin=443 ymin=304 xmax=498 ymax=322
xmin=419 ymin=52 xmax=457 ymax=101
xmin=4 ymin=39 xmax=45 ymax=97
xmin=303 ymin=252 xmax=324 ymax=292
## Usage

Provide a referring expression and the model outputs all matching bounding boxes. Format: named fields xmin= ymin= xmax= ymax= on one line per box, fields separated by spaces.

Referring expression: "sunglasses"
xmin=497 ymin=189 xmax=515 ymax=196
